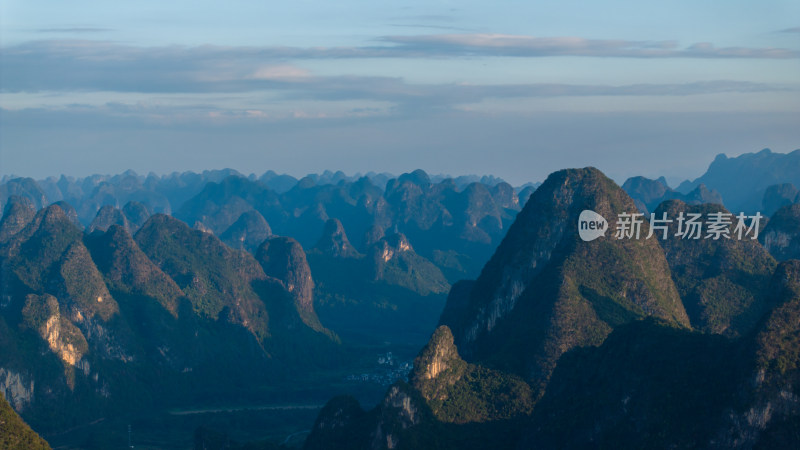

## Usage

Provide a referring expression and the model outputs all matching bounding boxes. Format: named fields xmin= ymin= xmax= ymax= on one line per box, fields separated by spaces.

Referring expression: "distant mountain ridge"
xmin=677 ymin=148 xmax=800 ymax=213
xmin=4 ymin=152 xmax=800 ymax=447
xmin=175 ymin=171 xmax=523 ymax=282
xmin=622 ymin=176 xmax=723 ymax=214
xmin=0 ymin=168 xmax=532 ymax=286
xmin=0 ymin=169 xmax=522 ymax=226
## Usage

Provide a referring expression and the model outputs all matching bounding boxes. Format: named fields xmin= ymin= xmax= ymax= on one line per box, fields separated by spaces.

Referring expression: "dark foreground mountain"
xmin=528 ymin=260 xmax=800 ymax=448
xmin=442 ymin=167 xmax=688 ymax=393
xmin=305 ymin=167 xmax=800 ymax=450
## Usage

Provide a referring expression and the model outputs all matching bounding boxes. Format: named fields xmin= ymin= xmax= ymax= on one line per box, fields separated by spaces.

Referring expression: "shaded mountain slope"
xmin=134 ymin=214 xmax=271 ymax=340
xmin=655 ymin=200 xmax=777 ymax=336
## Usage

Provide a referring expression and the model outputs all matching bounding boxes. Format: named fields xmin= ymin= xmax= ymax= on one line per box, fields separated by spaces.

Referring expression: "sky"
xmin=1 ymin=0 xmax=799 ymax=186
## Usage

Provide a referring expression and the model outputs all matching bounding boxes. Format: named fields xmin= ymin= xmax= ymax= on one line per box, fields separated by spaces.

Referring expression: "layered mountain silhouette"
xmin=678 ymin=148 xmax=800 ymax=213
xmin=307 ymin=220 xmax=450 ymax=346
xmin=3 ymin=155 xmax=800 ymax=448
xmin=86 ymin=201 xmax=151 ymax=234
xmin=622 ymin=175 xmax=722 ymax=214
xmin=174 ymin=171 xmax=519 ymax=282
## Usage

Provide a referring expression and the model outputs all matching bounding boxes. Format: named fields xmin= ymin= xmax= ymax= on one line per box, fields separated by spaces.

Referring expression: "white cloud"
xmin=248 ymin=65 xmax=310 ymax=81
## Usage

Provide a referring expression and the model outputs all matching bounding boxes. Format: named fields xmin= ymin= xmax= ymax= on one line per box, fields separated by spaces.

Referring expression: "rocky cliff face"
xmin=411 ymin=326 xmax=467 ymax=402
xmin=0 ymin=369 xmax=35 ymax=412
xmin=713 ymin=260 xmax=800 ymax=448
xmin=22 ymin=294 xmax=88 ymax=367
xmin=1 ymin=202 xmax=342 ymax=437
xmin=762 ymin=183 xmax=798 ymax=217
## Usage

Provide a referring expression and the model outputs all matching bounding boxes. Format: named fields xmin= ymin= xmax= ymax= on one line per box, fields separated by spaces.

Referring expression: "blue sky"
xmin=1 ymin=0 xmax=799 ymax=185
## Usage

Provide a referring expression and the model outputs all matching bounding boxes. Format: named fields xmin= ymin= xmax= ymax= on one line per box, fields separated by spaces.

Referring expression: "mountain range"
xmin=0 ymin=200 xmax=339 ymax=441
xmin=305 ymin=165 xmax=800 ymax=450
xmin=2 ymin=148 xmax=800 ymax=448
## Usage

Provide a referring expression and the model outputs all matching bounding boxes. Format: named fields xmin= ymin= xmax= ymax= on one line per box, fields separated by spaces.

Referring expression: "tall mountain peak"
xmin=442 ymin=167 xmax=688 ymax=388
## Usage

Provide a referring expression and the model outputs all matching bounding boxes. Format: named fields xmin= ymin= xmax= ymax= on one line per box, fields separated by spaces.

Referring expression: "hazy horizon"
xmin=2 ymin=1 xmax=799 ymax=185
